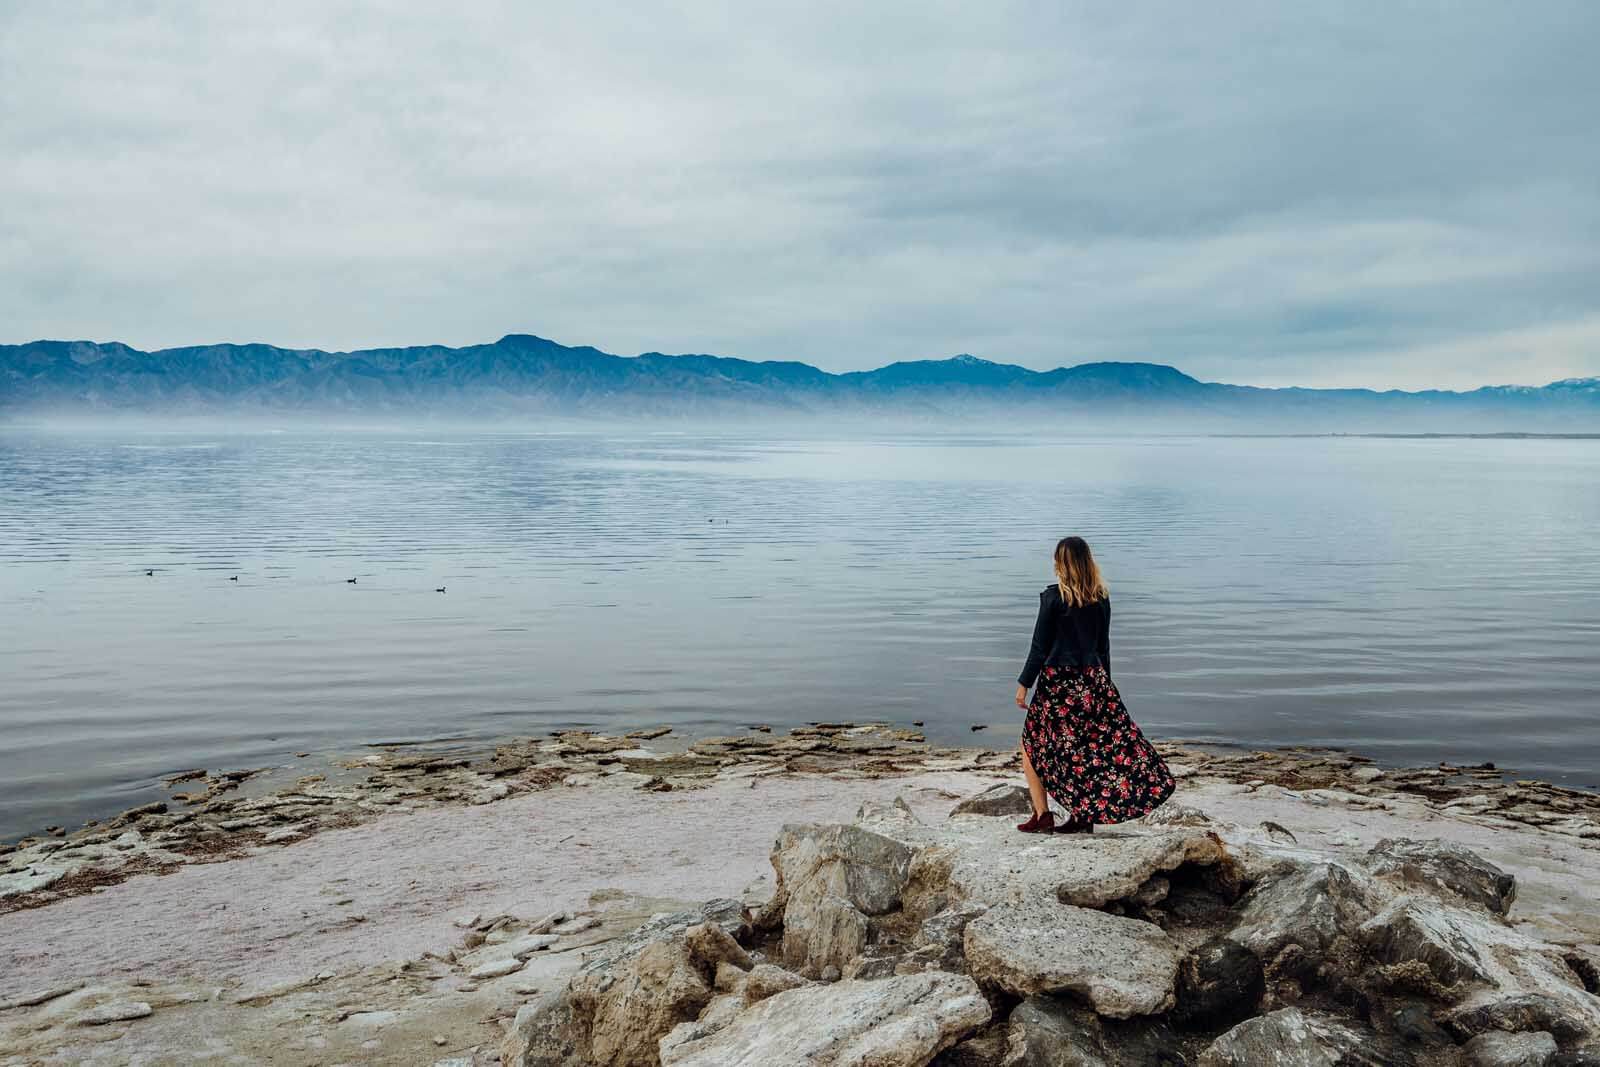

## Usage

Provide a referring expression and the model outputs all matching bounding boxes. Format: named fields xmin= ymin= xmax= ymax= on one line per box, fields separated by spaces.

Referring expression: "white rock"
xmin=963 ymin=898 xmax=1182 ymax=1018
xmin=75 ymin=1001 xmax=153 ymax=1025
xmin=659 ymin=972 xmax=989 ymax=1067
xmin=499 ymin=933 xmax=561 ymax=959
xmin=552 ymin=915 xmax=600 ymax=936
xmin=470 ymin=957 xmax=526 ymax=979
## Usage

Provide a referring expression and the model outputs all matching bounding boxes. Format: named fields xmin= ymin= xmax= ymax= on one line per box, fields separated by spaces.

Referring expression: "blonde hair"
xmin=1054 ymin=536 xmax=1107 ymax=607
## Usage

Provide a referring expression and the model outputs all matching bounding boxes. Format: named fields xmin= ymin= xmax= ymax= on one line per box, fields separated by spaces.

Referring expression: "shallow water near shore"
xmin=2 ymin=428 xmax=1598 ymax=839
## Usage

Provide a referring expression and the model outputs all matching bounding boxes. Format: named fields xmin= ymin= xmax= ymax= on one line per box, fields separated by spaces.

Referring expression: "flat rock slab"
xmin=658 ymin=971 xmax=990 ymax=1067
xmin=963 ymin=898 xmax=1182 ymax=1018
xmin=1198 ymin=1007 xmax=1412 ymax=1067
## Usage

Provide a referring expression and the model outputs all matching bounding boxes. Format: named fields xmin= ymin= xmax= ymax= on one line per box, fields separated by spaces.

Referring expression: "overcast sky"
xmin=2 ymin=3 xmax=1596 ymax=388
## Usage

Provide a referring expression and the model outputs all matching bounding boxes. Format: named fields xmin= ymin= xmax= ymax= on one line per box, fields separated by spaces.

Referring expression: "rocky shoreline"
xmin=4 ymin=725 xmax=1600 ymax=1066
xmin=7 ymin=723 xmax=1600 ymax=917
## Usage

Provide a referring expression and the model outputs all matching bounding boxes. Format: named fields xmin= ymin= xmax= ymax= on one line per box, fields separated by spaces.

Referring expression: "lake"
xmin=2 ymin=429 xmax=1597 ymax=840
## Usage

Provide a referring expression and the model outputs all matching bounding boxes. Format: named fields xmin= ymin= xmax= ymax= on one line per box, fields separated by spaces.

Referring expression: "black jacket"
xmin=1017 ymin=586 xmax=1111 ymax=688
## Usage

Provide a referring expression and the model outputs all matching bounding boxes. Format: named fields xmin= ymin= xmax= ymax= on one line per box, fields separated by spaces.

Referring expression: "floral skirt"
xmin=1022 ymin=665 xmax=1176 ymax=824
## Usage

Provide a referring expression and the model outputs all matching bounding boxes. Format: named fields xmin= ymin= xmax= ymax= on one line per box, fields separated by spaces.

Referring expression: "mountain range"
xmin=3 ymin=333 xmax=1598 ymax=431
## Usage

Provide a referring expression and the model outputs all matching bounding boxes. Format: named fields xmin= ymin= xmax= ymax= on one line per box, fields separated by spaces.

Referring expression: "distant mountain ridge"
xmin=3 ymin=333 xmax=1597 ymax=430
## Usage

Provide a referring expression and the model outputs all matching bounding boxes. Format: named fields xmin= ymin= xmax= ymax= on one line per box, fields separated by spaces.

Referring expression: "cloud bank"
xmin=2 ymin=2 xmax=1596 ymax=388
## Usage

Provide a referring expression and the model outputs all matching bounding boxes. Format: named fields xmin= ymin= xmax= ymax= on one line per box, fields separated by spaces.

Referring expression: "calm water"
xmin=2 ymin=430 xmax=1598 ymax=840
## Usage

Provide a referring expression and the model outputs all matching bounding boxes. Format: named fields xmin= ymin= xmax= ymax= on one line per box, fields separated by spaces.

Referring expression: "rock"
xmin=527 ymin=910 xmax=570 ymax=934
xmin=1227 ymin=862 xmax=1387 ymax=963
xmin=1553 ymin=1045 xmax=1600 ymax=1067
xmin=499 ymin=934 xmax=561 ymax=959
xmin=951 ymin=784 xmax=1035 ymax=818
xmin=1358 ymin=894 xmax=1493 ymax=988
xmin=783 ymin=891 xmax=869 ymax=978
xmin=932 ymin=1029 xmax=1007 ymax=1066
xmin=74 ymin=1000 xmax=154 ymax=1025
xmin=552 ymin=915 xmax=600 ymax=936
xmin=658 ymin=971 xmax=990 ymax=1067
xmin=470 ymin=957 xmax=526 ymax=979
xmin=657 ymin=993 xmax=747 ymax=1062
xmin=771 ymin=822 xmax=917 ymax=917
xmin=742 ymin=963 xmax=808 ymax=1003
xmin=713 ymin=960 xmax=747 ymax=993
xmin=1444 ymin=993 xmax=1600 ymax=1044
xmin=1174 ymin=936 xmax=1264 ymax=1027
xmin=1001 ymin=995 xmax=1188 ymax=1067
xmin=1365 ymin=838 xmax=1517 ymax=916
xmin=504 ymin=989 xmax=586 ymax=1067
xmin=1198 ymin=1007 xmax=1414 ymax=1067
xmin=685 ymin=922 xmax=751 ymax=971
xmin=963 ymin=898 xmax=1182 ymax=1018
xmin=564 ymin=937 xmax=711 ymax=1067
xmin=501 ymin=899 xmax=744 ymax=1067
xmin=1463 ymin=1030 xmax=1557 ymax=1067
xmin=904 ymin=901 xmax=989 ymax=972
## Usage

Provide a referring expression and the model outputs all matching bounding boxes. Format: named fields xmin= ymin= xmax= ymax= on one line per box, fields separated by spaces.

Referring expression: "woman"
xmin=1013 ymin=536 xmax=1175 ymax=834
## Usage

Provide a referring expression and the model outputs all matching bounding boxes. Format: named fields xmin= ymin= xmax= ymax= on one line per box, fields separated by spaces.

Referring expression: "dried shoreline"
xmin=5 ymin=725 xmax=1600 ymax=1066
xmin=5 ymin=723 xmax=1599 ymax=916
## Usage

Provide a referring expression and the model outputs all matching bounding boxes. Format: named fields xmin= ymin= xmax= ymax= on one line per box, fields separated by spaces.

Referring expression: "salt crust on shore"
xmin=4 ymin=728 xmax=1600 ymax=1065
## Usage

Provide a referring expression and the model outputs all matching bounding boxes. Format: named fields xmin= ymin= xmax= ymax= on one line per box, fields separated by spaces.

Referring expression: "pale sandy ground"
xmin=0 ymin=769 xmax=999 ymax=1001
xmin=4 ymin=766 xmax=1599 ymax=1066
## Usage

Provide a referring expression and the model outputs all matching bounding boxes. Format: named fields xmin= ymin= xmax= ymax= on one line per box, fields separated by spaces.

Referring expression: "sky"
xmin=2 ymin=2 xmax=1597 ymax=390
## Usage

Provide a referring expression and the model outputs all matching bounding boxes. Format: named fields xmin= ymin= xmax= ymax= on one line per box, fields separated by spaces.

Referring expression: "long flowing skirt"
xmin=1022 ymin=665 xmax=1176 ymax=824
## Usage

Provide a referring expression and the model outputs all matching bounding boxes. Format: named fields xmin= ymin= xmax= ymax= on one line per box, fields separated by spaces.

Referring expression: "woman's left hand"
xmin=1015 ymin=684 xmax=1028 ymax=709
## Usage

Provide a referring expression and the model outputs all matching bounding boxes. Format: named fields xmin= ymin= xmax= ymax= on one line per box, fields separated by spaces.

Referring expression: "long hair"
xmin=1054 ymin=536 xmax=1107 ymax=607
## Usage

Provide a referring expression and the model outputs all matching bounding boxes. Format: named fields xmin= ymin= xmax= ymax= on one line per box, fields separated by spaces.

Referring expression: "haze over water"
xmin=2 ymin=429 xmax=1597 ymax=840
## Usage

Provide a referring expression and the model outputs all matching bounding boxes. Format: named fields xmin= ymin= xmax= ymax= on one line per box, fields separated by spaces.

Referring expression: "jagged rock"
xmin=1197 ymin=1007 xmax=1414 ymax=1067
xmin=1365 ymin=838 xmax=1517 ymax=916
xmin=933 ymin=1030 xmax=1008 ymax=1066
xmin=684 ymin=922 xmax=751 ymax=971
xmin=964 ymin=898 xmax=1182 ymax=1018
xmin=657 ymin=993 xmax=746 ymax=1062
xmin=904 ymin=901 xmax=989 ymax=972
xmin=1227 ymin=862 xmax=1388 ymax=963
xmin=951 ymin=784 xmax=1035 ymax=818
xmin=1173 ymin=936 xmax=1264 ymax=1027
xmin=1463 ymin=1030 xmax=1557 ymax=1067
xmin=501 ymin=899 xmax=744 ymax=1067
xmin=742 ymin=963 xmax=808 ymax=1003
xmin=658 ymin=971 xmax=990 ymax=1067
xmin=773 ymin=823 xmax=917 ymax=916
xmin=713 ymin=961 xmax=747 ymax=993
xmin=1001 ymin=995 xmax=1189 ymax=1067
xmin=845 ymin=954 xmax=900 ymax=979
xmin=1444 ymin=992 xmax=1600 ymax=1044
xmin=770 ymin=822 xmax=916 ymax=977
xmin=1358 ymin=894 xmax=1494 ymax=988
xmin=74 ymin=1000 xmax=154 ymax=1026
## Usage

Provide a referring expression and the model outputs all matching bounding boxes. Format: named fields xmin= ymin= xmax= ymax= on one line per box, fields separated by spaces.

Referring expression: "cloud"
xmin=1 ymin=1 xmax=1596 ymax=388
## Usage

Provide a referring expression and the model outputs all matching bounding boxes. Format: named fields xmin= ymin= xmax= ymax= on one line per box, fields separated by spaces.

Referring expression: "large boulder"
xmin=964 ymin=898 xmax=1183 ymax=1019
xmin=1462 ymin=1030 xmax=1557 ymax=1067
xmin=657 ymin=971 xmax=991 ymax=1067
xmin=1364 ymin=838 xmax=1517 ymax=916
xmin=1197 ymin=1007 xmax=1415 ymax=1067
xmin=951 ymin=784 xmax=1036 ymax=818
xmin=1227 ymin=862 xmax=1389 ymax=965
xmin=769 ymin=823 xmax=916 ymax=977
xmin=1173 ymin=936 xmax=1264 ymax=1027
xmin=1358 ymin=895 xmax=1494 ymax=989
xmin=502 ymin=899 xmax=746 ymax=1067
xmin=1001 ymin=995 xmax=1190 ymax=1067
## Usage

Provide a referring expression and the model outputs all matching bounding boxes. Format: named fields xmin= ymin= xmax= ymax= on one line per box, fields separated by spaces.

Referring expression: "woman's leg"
xmin=1021 ymin=745 xmax=1049 ymax=816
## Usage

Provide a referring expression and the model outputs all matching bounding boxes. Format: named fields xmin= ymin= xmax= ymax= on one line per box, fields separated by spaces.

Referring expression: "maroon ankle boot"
xmin=1016 ymin=809 xmax=1056 ymax=833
